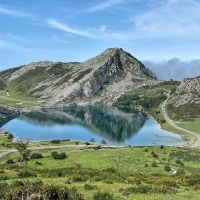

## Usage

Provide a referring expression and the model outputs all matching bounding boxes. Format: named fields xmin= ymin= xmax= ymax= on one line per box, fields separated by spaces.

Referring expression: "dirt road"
xmin=161 ymin=91 xmax=200 ymax=147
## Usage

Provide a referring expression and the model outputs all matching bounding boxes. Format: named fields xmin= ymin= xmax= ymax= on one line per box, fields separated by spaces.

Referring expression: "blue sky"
xmin=0 ymin=0 xmax=200 ymax=80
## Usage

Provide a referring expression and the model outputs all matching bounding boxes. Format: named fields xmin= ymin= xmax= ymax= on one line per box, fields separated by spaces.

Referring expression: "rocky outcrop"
xmin=168 ymin=76 xmax=200 ymax=107
xmin=0 ymin=105 xmax=20 ymax=116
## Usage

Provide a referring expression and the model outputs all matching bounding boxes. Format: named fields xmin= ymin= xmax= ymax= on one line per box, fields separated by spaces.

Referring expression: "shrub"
xmin=6 ymin=159 xmax=14 ymax=164
xmin=7 ymin=133 xmax=14 ymax=140
xmin=50 ymin=140 xmax=60 ymax=144
xmin=160 ymin=145 xmax=165 ymax=149
xmin=144 ymin=148 xmax=148 ymax=152
xmin=51 ymin=152 xmax=67 ymax=160
xmin=151 ymin=162 xmax=157 ymax=167
xmin=93 ymin=191 xmax=114 ymax=200
xmin=93 ymin=145 xmax=101 ymax=150
xmin=85 ymin=142 xmax=90 ymax=145
xmin=30 ymin=153 xmax=43 ymax=159
xmin=35 ymin=161 xmax=43 ymax=165
xmin=176 ymin=168 xmax=185 ymax=175
xmin=0 ymin=174 xmax=10 ymax=181
xmin=18 ymin=169 xmax=37 ymax=178
xmin=84 ymin=183 xmax=97 ymax=190
xmin=101 ymin=139 xmax=107 ymax=145
xmin=176 ymin=159 xmax=184 ymax=165
xmin=151 ymin=151 xmax=158 ymax=158
xmin=164 ymin=165 xmax=171 ymax=172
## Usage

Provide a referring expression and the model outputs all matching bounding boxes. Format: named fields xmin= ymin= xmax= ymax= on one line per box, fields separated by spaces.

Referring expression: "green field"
xmin=0 ymin=88 xmax=45 ymax=108
xmin=1 ymin=145 xmax=200 ymax=199
xmin=175 ymin=118 xmax=200 ymax=134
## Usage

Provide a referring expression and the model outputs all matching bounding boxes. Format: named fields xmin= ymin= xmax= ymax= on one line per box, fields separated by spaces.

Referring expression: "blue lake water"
xmin=2 ymin=106 xmax=186 ymax=146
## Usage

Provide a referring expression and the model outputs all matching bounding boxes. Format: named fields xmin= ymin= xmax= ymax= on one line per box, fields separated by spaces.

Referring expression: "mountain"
xmin=167 ymin=76 xmax=200 ymax=120
xmin=0 ymin=48 xmax=159 ymax=106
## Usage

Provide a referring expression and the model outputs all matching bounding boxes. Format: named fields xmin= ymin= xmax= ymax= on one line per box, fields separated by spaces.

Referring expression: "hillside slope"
xmin=167 ymin=76 xmax=200 ymax=120
xmin=0 ymin=48 xmax=159 ymax=106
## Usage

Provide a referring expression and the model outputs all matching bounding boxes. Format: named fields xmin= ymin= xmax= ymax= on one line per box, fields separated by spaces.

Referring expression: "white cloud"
xmin=47 ymin=19 xmax=94 ymax=38
xmin=88 ymin=0 xmax=127 ymax=12
xmin=130 ymin=0 xmax=200 ymax=39
xmin=47 ymin=19 xmax=132 ymax=42
xmin=99 ymin=25 xmax=107 ymax=32
xmin=0 ymin=5 xmax=36 ymax=20
xmin=143 ymin=58 xmax=200 ymax=81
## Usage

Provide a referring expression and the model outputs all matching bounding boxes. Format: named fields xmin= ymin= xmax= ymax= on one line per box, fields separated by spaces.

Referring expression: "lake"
xmin=2 ymin=105 xmax=186 ymax=146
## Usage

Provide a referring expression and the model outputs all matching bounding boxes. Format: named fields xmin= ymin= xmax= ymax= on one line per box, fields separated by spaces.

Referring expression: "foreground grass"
xmin=1 ymin=146 xmax=200 ymax=199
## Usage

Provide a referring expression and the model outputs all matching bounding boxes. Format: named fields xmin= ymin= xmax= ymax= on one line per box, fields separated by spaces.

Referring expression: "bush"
xmin=176 ymin=168 xmax=185 ymax=175
xmin=151 ymin=162 xmax=157 ymax=167
xmin=35 ymin=161 xmax=43 ymax=165
xmin=18 ymin=169 xmax=37 ymax=178
xmin=6 ymin=159 xmax=14 ymax=164
xmin=7 ymin=133 xmax=14 ymax=140
xmin=93 ymin=145 xmax=101 ymax=150
xmin=50 ymin=140 xmax=60 ymax=144
xmin=85 ymin=142 xmax=90 ymax=145
xmin=164 ymin=165 xmax=171 ymax=172
xmin=176 ymin=159 xmax=184 ymax=165
xmin=51 ymin=152 xmax=67 ymax=160
xmin=93 ymin=191 xmax=114 ymax=200
xmin=160 ymin=145 xmax=165 ymax=149
xmin=84 ymin=183 xmax=97 ymax=190
xmin=151 ymin=152 xmax=158 ymax=158
xmin=30 ymin=153 xmax=43 ymax=159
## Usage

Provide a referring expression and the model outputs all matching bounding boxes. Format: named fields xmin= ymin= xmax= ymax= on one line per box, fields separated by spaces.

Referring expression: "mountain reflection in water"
xmin=18 ymin=106 xmax=146 ymax=142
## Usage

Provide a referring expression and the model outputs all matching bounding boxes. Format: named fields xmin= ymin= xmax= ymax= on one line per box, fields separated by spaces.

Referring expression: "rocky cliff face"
xmin=168 ymin=76 xmax=200 ymax=107
xmin=0 ymin=48 xmax=159 ymax=106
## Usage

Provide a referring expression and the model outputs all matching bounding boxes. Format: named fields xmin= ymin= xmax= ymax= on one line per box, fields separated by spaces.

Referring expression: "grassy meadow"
xmin=1 ymin=145 xmax=200 ymax=199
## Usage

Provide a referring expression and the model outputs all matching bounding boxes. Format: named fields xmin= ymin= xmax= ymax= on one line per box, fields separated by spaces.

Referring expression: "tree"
xmin=101 ymin=139 xmax=107 ymax=145
xmin=0 ymin=78 xmax=7 ymax=91
xmin=14 ymin=140 xmax=31 ymax=164
xmin=90 ymin=138 xmax=96 ymax=144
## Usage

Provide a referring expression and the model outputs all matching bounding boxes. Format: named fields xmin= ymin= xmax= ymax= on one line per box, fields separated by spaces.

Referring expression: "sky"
xmin=0 ymin=0 xmax=200 ymax=80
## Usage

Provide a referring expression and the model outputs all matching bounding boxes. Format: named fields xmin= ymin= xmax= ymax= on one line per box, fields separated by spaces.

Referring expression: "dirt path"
xmin=0 ymin=95 xmax=38 ymax=104
xmin=161 ymin=91 xmax=200 ymax=147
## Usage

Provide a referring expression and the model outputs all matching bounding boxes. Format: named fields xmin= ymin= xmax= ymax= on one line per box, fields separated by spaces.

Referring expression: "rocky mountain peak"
xmin=0 ymin=47 xmax=160 ymax=106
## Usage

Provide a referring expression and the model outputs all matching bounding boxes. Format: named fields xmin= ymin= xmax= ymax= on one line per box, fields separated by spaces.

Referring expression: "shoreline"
xmin=0 ymin=104 xmax=196 ymax=148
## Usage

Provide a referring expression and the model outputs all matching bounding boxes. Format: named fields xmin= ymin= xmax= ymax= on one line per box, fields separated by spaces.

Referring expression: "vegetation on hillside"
xmin=1 ymin=146 xmax=200 ymax=199
xmin=167 ymin=103 xmax=200 ymax=121
xmin=115 ymin=89 xmax=167 ymax=111
xmin=0 ymin=78 xmax=7 ymax=91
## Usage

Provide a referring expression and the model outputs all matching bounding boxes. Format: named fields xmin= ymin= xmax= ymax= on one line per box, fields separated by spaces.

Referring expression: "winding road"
xmin=161 ymin=91 xmax=200 ymax=147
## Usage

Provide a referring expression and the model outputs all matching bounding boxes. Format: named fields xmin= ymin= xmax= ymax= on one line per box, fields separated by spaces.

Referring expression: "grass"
xmin=0 ymin=88 xmax=45 ymax=108
xmin=1 ymin=146 xmax=200 ymax=199
xmin=175 ymin=119 xmax=200 ymax=134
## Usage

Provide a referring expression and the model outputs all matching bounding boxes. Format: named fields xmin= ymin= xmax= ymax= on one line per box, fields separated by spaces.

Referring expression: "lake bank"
xmin=1 ymin=106 xmax=186 ymax=147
